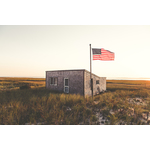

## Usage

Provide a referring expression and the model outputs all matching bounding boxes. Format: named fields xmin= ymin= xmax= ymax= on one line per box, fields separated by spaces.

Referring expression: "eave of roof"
xmin=46 ymin=69 xmax=106 ymax=78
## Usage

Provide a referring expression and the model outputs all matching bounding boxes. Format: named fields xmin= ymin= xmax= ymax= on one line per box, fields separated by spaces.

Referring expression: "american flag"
xmin=92 ymin=48 xmax=115 ymax=61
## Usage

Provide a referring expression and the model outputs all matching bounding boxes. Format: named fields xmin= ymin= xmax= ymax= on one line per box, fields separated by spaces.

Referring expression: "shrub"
xmin=85 ymin=108 xmax=92 ymax=116
xmin=20 ymin=84 xmax=31 ymax=90
xmin=90 ymin=115 xmax=97 ymax=122
xmin=110 ymin=114 xmax=118 ymax=125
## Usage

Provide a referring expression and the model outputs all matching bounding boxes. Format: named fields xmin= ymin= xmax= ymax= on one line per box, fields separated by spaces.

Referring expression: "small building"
xmin=46 ymin=69 xmax=106 ymax=97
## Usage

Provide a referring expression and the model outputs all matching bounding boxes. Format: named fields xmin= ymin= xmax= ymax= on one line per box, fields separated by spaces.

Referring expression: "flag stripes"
xmin=93 ymin=48 xmax=114 ymax=61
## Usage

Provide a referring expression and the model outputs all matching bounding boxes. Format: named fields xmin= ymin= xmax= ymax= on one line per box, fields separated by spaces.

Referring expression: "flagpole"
xmin=90 ymin=44 xmax=91 ymax=79
xmin=90 ymin=44 xmax=93 ymax=98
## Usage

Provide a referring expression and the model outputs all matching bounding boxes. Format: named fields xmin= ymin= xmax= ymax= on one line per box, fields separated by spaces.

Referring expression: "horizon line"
xmin=1 ymin=76 xmax=150 ymax=81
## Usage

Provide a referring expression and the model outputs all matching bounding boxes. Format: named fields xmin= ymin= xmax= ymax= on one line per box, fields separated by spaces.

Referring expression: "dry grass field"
xmin=1 ymin=77 xmax=150 ymax=125
xmin=0 ymin=77 xmax=45 ymax=90
xmin=107 ymin=80 xmax=150 ymax=91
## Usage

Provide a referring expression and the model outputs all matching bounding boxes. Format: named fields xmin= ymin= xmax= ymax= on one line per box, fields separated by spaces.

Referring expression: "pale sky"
xmin=0 ymin=25 xmax=150 ymax=79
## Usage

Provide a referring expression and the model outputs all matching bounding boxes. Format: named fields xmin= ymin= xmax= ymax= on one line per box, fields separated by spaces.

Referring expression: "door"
xmin=64 ymin=78 xmax=69 ymax=93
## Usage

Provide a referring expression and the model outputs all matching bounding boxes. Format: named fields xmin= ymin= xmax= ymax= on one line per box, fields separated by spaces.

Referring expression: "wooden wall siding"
xmin=46 ymin=70 xmax=84 ymax=95
xmin=84 ymin=70 xmax=106 ymax=97
xmin=100 ymin=77 xmax=106 ymax=92
xmin=46 ymin=70 xmax=106 ymax=97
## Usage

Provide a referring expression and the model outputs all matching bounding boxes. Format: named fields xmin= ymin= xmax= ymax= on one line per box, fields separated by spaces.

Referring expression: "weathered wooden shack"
xmin=46 ymin=69 xmax=106 ymax=97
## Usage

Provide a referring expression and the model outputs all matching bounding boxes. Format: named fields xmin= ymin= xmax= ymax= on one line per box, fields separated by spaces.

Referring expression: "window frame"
xmin=64 ymin=78 xmax=69 ymax=93
xmin=96 ymin=80 xmax=99 ymax=84
xmin=49 ymin=77 xmax=58 ymax=86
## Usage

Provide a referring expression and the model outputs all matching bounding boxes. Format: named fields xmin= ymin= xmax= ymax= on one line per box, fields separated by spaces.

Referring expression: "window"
xmin=65 ymin=87 xmax=69 ymax=93
xmin=96 ymin=80 xmax=99 ymax=84
xmin=50 ymin=77 xmax=58 ymax=85
xmin=65 ymin=79 xmax=69 ymax=86
xmin=64 ymin=78 xmax=69 ymax=93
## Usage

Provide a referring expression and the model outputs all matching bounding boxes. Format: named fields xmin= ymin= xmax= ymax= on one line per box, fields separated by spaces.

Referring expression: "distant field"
xmin=0 ymin=77 xmax=45 ymax=90
xmin=107 ymin=80 xmax=150 ymax=91
xmin=1 ymin=77 xmax=150 ymax=125
xmin=1 ymin=77 xmax=150 ymax=91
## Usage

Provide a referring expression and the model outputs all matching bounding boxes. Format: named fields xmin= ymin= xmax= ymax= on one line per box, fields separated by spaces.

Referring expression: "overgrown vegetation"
xmin=0 ymin=88 xmax=95 ymax=125
xmin=1 ymin=78 xmax=150 ymax=125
